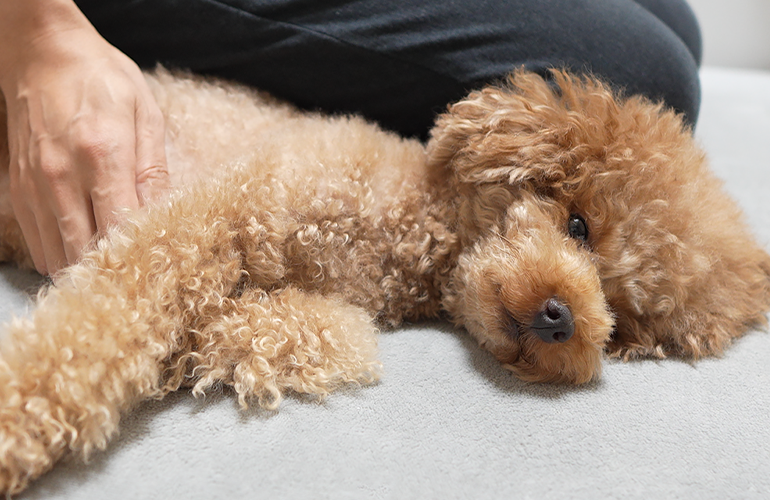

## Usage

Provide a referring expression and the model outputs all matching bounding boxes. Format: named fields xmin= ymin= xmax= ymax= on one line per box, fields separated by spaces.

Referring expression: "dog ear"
xmin=606 ymin=244 xmax=770 ymax=360
xmin=426 ymin=69 xmax=621 ymax=187
xmin=597 ymin=175 xmax=770 ymax=361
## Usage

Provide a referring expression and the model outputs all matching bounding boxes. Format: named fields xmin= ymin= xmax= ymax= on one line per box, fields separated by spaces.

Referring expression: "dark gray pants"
xmin=76 ymin=0 xmax=702 ymax=138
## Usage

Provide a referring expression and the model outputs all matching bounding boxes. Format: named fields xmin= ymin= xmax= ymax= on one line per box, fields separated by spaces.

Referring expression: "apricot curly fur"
xmin=0 ymin=68 xmax=767 ymax=494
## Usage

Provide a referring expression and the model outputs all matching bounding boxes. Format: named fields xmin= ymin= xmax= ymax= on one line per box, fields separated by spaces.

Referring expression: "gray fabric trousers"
xmin=76 ymin=0 xmax=702 ymax=138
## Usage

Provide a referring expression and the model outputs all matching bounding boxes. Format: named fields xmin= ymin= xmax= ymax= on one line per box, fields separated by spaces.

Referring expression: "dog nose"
xmin=531 ymin=298 xmax=574 ymax=344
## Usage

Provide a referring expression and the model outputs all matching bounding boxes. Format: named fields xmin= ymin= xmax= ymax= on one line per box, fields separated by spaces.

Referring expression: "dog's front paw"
xmin=605 ymin=342 xmax=667 ymax=362
xmin=183 ymin=287 xmax=382 ymax=410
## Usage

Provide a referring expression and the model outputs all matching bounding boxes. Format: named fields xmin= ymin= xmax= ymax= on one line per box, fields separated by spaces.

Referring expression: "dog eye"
xmin=567 ymin=214 xmax=588 ymax=242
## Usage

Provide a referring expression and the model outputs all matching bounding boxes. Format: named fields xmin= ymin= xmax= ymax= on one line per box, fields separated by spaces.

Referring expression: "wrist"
xmin=0 ymin=0 xmax=95 ymax=85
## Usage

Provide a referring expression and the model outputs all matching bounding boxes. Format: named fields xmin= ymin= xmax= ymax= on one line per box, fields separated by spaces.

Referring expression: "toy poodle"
xmin=0 ymin=68 xmax=767 ymax=494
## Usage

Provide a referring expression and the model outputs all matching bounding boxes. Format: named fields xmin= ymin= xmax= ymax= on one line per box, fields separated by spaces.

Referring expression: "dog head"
xmin=430 ymin=70 xmax=770 ymax=384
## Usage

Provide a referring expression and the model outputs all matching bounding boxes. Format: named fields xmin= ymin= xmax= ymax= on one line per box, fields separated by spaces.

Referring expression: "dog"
xmin=0 ymin=68 xmax=767 ymax=494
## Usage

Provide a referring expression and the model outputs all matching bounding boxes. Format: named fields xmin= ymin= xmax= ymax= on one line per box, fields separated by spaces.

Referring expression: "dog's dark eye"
xmin=567 ymin=214 xmax=588 ymax=242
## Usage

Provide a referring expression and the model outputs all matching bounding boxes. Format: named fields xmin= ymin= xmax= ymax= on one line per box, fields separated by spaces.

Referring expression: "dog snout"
xmin=531 ymin=297 xmax=574 ymax=344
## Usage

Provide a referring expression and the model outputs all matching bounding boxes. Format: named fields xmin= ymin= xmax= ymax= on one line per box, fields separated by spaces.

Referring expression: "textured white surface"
xmin=3 ymin=67 xmax=769 ymax=499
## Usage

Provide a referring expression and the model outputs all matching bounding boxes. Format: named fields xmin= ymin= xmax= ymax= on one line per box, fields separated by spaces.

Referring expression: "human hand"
xmin=0 ymin=2 xmax=169 ymax=275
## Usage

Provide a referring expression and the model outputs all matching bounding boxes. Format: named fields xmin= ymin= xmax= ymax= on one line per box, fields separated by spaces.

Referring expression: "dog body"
xmin=0 ymin=69 xmax=767 ymax=493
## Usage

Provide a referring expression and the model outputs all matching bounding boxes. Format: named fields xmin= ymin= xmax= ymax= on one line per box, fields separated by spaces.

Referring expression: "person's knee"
xmin=632 ymin=0 xmax=703 ymax=65
xmin=447 ymin=0 xmax=703 ymax=127
xmin=552 ymin=1 xmax=702 ymax=127
xmin=611 ymin=32 xmax=701 ymax=127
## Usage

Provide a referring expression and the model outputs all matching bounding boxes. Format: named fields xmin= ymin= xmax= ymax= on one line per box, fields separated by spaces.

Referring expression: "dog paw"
xmin=186 ymin=287 xmax=382 ymax=410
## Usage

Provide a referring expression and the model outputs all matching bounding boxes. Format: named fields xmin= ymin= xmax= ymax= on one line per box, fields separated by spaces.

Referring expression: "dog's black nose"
xmin=531 ymin=298 xmax=574 ymax=344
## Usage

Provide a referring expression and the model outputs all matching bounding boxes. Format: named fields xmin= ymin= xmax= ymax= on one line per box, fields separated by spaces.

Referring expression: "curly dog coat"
xmin=0 ymin=69 xmax=768 ymax=493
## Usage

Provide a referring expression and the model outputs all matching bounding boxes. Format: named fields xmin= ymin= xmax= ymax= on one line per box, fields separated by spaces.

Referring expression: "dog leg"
xmin=0 ymin=204 xmax=252 ymax=494
xmin=0 ymin=280 xmax=178 ymax=494
xmin=174 ymin=287 xmax=381 ymax=410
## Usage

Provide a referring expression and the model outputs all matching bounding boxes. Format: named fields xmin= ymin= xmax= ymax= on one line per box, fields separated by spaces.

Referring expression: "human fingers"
xmin=10 ymin=189 xmax=49 ymax=274
xmin=78 ymin=118 xmax=142 ymax=237
xmin=9 ymin=98 xmax=139 ymax=273
xmin=5 ymin=114 xmax=47 ymax=273
xmin=133 ymin=79 xmax=170 ymax=204
xmin=8 ymin=142 xmax=88 ymax=275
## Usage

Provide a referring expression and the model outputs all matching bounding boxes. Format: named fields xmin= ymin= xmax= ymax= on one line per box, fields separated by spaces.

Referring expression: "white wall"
xmin=687 ymin=0 xmax=770 ymax=70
